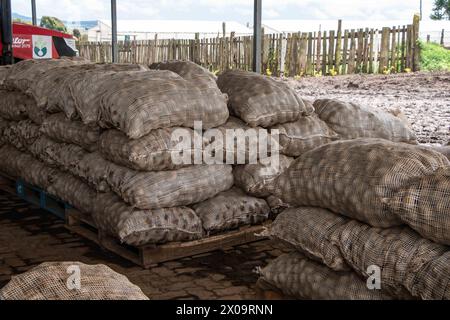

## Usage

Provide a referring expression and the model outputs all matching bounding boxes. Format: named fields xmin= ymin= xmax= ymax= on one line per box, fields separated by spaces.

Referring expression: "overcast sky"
xmin=12 ymin=0 xmax=434 ymax=23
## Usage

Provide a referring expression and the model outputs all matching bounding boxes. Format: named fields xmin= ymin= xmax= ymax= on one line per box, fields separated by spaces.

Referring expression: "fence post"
xmin=335 ymin=20 xmax=342 ymax=74
xmin=441 ymin=29 xmax=445 ymax=46
xmin=379 ymin=27 xmax=390 ymax=73
xmin=412 ymin=14 xmax=420 ymax=71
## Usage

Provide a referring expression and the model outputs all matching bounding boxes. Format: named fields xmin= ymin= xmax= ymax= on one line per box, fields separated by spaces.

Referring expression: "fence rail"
xmin=77 ymin=17 xmax=421 ymax=76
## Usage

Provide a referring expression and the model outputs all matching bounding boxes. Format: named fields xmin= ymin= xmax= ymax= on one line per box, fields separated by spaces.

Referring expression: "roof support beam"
xmin=252 ymin=0 xmax=262 ymax=73
xmin=31 ymin=0 xmax=37 ymax=26
xmin=111 ymin=0 xmax=118 ymax=63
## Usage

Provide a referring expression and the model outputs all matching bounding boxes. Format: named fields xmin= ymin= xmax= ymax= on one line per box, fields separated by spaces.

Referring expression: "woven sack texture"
xmin=74 ymin=152 xmax=113 ymax=192
xmin=275 ymin=139 xmax=449 ymax=227
xmin=0 ymin=65 xmax=11 ymax=86
xmin=99 ymin=70 xmax=229 ymax=139
xmin=233 ymin=155 xmax=294 ymax=198
xmin=0 ymin=118 xmax=9 ymax=147
xmin=386 ymin=167 xmax=450 ymax=245
xmin=192 ymin=187 xmax=270 ymax=233
xmin=0 ymin=262 xmax=148 ymax=300
xmin=3 ymin=120 xmax=41 ymax=151
xmin=269 ymin=207 xmax=350 ymax=271
xmin=0 ymin=89 xmax=30 ymax=121
xmin=217 ymin=70 xmax=313 ymax=127
xmin=313 ymin=99 xmax=417 ymax=143
xmin=93 ymin=193 xmax=203 ymax=246
xmin=259 ymin=252 xmax=392 ymax=300
xmin=41 ymin=113 xmax=100 ymax=152
xmin=99 ymin=128 xmax=205 ymax=171
xmin=150 ymin=60 xmax=218 ymax=89
xmin=107 ymin=163 xmax=234 ymax=209
xmin=272 ymin=115 xmax=339 ymax=157
xmin=265 ymin=195 xmax=290 ymax=215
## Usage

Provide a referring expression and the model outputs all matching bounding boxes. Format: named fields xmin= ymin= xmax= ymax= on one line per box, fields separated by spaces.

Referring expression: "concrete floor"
xmin=0 ymin=190 xmax=290 ymax=300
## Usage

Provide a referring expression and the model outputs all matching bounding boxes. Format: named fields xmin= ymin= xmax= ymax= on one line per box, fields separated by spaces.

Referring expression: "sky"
xmin=12 ymin=0 xmax=435 ymax=23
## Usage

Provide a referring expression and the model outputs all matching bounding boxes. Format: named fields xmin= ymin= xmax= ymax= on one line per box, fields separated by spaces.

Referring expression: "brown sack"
xmin=272 ymin=115 xmax=339 ymax=157
xmin=0 ymin=118 xmax=10 ymax=147
xmin=275 ymin=139 xmax=449 ymax=227
xmin=217 ymin=70 xmax=312 ymax=127
xmin=93 ymin=193 xmax=203 ymax=246
xmin=0 ymin=90 xmax=30 ymax=121
xmin=314 ymin=99 xmax=417 ymax=144
xmin=259 ymin=252 xmax=392 ymax=300
xmin=193 ymin=187 xmax=270 ymax=233
xmin=0 ymin=262 xmax=148 ymax=300
xmin=74 ymin=152 xmax=112 ymax=192
xmin=0 ymin=65 xmax=11 ymax=87
xmin=3 ymin=120 xmax=41 ymax=151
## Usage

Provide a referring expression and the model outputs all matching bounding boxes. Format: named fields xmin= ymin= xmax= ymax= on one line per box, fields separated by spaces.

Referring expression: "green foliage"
xmin=13 ymin=18 xmax=31 ymax=24
xmin=430 ymin=0 xmax=450 ymax=20
xmin=40 ymin=16 xmax=68 ymax=33
xmin=419 ymin=41 xmax=450 ymax=71
xmin=73 ymin=29 xmax=81 ymax=39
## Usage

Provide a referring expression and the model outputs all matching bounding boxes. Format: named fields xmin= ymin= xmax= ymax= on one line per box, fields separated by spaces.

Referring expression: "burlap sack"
xmin=0 ymin=262 xmax=148 ymax=300
xmin=99 ymin=128 xmax=205 ymax=171
xmin=233 ymin=155 xmax=294 ymax=198
xmin=0 ymin=118 xmax=9 ymax=147
xmin=107 ymin=163 xmax=234 ymax=209
xmin=99 ymin=70 xmax=229 ymax=139
xmin=386 ymin=167 xmax=450 ymax=245
xmin=272 ymin=115 xmax=339 ymax=157
xmin=48 ymin=173 xmax=96 ymax=214
xmin=5 ymin=58 xmax=88 ymax=93
xmin=150 ymin=60 xmax=218 ymax=89
xmin=74 ymin=152 xmax=112 ymax=192
xmin=23 ymin=99 xmax=47 ymax=125
xmin=259 ymin=252 xmax=392 ymax=300
xmin=217 ymin=70 xmax=313 ymax=128
xmin=3 ymin=120 xmax=41 ymax=151
xmin=428 ymin=145 xmax=450 ymax=160
xmin=265 ymin=195 xmax=290 ymax=215
xmin=334 ymin=221 xmax=449 ymax=300
xmin=41 ymin=113 xmax=100 ymax=152
xmin=93 ymin=193 xmax=203 ymax=246
xmin=192 ymin=187 xmax=270 ymax=233
xmin=313 ymin=99 xmax=417 ymax=144
xmin=275 ymin=139 xmax=449 ymax=227
xmin=268 ymin=207 xmax=350 ymax=271
xmin=0 ymin=65 xmax=11 ymax=87
xmin=28 ymin=136 xmax=59 ymax=167
xmin=68 ymin=64 xmax=148 ymax=123
xmin=0 ymin=90 xmax=29 ymax=121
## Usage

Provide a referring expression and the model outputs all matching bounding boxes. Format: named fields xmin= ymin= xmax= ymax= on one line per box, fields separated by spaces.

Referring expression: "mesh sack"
xmin=41 ymin=113 xmax=100 ymax=152
xmin=268 ymin=207 xmax=350 ymax=271
xmin=428 ymin=145 xmax=450 ymax=161
xmin=275 ymin=139 xmax=449 ymax=227
xmin=272 ymin=115 xmax=339 ymax=157
xmin=68 ymin=64 xmax=149 ymax=124
xmin=47 ymin=173 xmax=96 ymax=214
xmin=259 ymin=252 xmax=392 ymax=300
xmin=0 ymin=89 xmax=30 ymax=121
xmin=73 ymin=152 xmax=112 ymax=192
xmin=217 ymin=70 xmax=313 ymax=128
xmin=150 ymin=60 xmax=218 ymax=89
xmin=93 ymin=193 xmax=203 ymax=246
xmin=4 ymin=58 xmax=88 ymax=93
xmin=0 ymin=261 xmax=148 ymax=300
xmin=23 ymin=99 xmax=47 ymax=125
xmin=192 ymin=187 xmax=270 ymax=233
xmin=107 ymin=163 xmax=234 ymax=209
xmin=0 ymin=145 xmax=28 ymax=177
xmin=233 ymin=155 xmax=294 ymax=198
xmin=386 ymin=167 xmax=450 ymax=245
xmin=3 ymin=120 xmax=41 ymax=151
xmin=0 ymin=65 xmax=11 ymax=87
xmin=99 ymin=70 xmax=229 ymax=139
xmin=98 ymin=128 xmax=205 ymax=171
xmin=313 ymin=99 xmax=417 ymax=144
xmin=334 ymin=221 xmax=449 ymax=299
xmin=28 ymin=136 xmax=60 ymax=167
xmin=265 ymin=195 xmax=290 ymax=215
xmin=0 ymin=118 xmax=10 ymax=147
xmin=214 ymin=116 xmax=271 ymax=164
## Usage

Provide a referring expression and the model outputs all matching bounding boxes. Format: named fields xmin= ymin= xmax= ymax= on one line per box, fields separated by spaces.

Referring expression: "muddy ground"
xmin=287 ymin=72 xmax=450 ymax=145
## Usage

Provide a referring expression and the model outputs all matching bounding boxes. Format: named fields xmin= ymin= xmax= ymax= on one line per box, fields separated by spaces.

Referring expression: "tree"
xmin=73 ymin=29 xmax=81 ymax=40
xmin=40 ymin=16 xmax=68 ymax=33
xmin=431 ymin=0 xmax=450 ymax=20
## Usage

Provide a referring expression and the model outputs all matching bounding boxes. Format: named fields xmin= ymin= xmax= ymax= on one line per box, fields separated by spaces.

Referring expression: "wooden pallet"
xmin=65 ymin=209 xmax=269 ymax=268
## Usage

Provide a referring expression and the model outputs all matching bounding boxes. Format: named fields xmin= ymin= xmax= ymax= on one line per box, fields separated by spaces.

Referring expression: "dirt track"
xmin=288 ymin=72 xmax=450 ymax=145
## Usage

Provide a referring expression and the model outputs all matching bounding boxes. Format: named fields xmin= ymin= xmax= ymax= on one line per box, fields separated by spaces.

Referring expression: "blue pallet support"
xmin=15 ymin=179 xmax=71 ymax=220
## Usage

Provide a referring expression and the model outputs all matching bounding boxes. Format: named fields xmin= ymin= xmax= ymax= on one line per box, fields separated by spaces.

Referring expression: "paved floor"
xmin=0 ymin=190 xmax=289 ymax=300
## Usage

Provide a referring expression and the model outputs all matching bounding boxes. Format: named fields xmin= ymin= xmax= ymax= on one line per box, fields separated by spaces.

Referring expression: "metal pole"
xmin=0 ymin=0 xmax=13 ymax=65
xmin=252 ymin=0 xmax=262 ymax=73
xmin=420 ymin=0 xmax=423 ymax=20
xmin=111 ymin=0 xmax=118 ymax=63
xmin=31 ymin=0 xmax=37 ymax=26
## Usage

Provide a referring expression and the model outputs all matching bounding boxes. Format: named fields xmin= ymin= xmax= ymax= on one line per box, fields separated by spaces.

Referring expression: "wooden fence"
xmin=77 ymin=16 xmax=421 ymax=77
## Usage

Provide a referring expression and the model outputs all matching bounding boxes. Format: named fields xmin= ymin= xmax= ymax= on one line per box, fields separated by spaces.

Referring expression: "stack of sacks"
xmin=0 ymin=262 xmax=148 ymax=300
xmin=0 ymin=60 xmax=274 ymax=247
xmin=259 ymin=138 xmax=450 ymax=300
